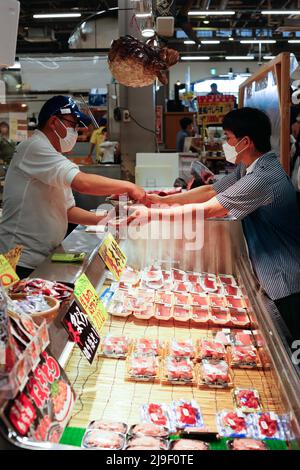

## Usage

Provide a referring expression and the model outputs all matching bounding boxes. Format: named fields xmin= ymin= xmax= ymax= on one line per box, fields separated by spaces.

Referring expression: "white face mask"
xmin=222 ymin=138 xmax=247 ymax=164
xmin=55 ymin=119 xmax=78 ymax=152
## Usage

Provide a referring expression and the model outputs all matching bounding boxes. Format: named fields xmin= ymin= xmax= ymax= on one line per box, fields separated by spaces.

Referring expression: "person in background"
xmin=176 ymin=117 xmax=194 ymax=152
xmin=0 ymin=121 xmax=16 ymax=166
xmin=88 ymin=117 xmax=107 ymax=161
xmin=98 ymin=128 xmax=118 ymax=164
xmin=0 ymin=96 xmax=145 ymax=279
xmin=207 ymin=83 xmax=223 ymax=96
xmin=130 ymin=108 xmax=300 ymax=345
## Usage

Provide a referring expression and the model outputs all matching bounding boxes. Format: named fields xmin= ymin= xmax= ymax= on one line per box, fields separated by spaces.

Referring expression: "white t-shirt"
xmin=0 ymin=130 xmax=80 ymax=269
xmin=99 ymin=141 xmax=117 ymax=163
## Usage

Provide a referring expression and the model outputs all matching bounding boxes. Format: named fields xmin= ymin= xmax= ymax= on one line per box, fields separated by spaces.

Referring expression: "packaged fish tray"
xmin=173 ymin=281 xmax=191 ymax=293
xmin=173 ymin=292 xmax=191 ymax=306
xmin=196 ymin=339 xmax=227 ymax=361
xmin=161 ymin=356 xmax=196 ymax=385
xmin=173 ymin=305 xmax=191 ymax=322
xmin=185 ymin=272 xmax=201 ymax=284
xmin=209 ymin=294 xmax=227 ymax=308
xmin=131 ymin=338 xmax=164 ymax=357
xmin=126 ymin=354 xmax=159 ymax=382
xmin=171 ymin=268 xmax=187 ymax=281
xmin=226 ymin=296 xmax=246 ymax=310
xmin=223 ymin=284 xmax=242 ymax=297
xmin=154 ymin=303 xmax=173 ymax=321
xmin=128 ymin=423 xmax=169 ymax=439
xmin=216 ymin=410 xmax=250 ymax=438
xmin=213 ymin=329 xmax=233 ymax=346
xmin=141 ymin=403 xmax=174 ymax=430
xmin=126 ymin=435 xmax=169 ymax=450
xmin=87 ymin=420 xmax=128 ymax=434
xmin=155 ymin=290 xmax=173 ymax=305
xmin=167 ymin=339 xmax=195 ymax=359
xmin=132 ymin=304 xmax=154 ymax=320
xmin=232 ymin=330 xmax=254 ymax=347
xmin=81 ymin=429 xmax=126 ymax=450
xmin=106 ymin=299 xmax=132 ymax=317
xmin=227 ymin=438 xmax=268 ymax=451
xmin=191 ymin=306 xmax=210 ymax=324
xmin=197 ymin=360 xmax=233 ymax=389
xmin=189 ymin=283 xmax=206 ymax=294
xmin=171 ymin=400 xmax=204 ymax=430
xmin=233 ymin=388 xmax=262 ymax=413
xmin=170 ymin=439 xmax=210 ymax=451
xmin=218 ymin=274 xmax=237 ymax=287
xmin=190 ymin=293 xmax=209 ymax=307
xmin=229 ymin=345 xmax=262 ymax=369
xmin=100 ymin=335 xmax=131 ymax=359
xmin=199 ymin=275 xmax=218 ymax=293
xmin=210 ymin=306 xmax=231 ymax=327
xmin=249 ymin=412 xmax=285 ymax=440
xmin=229 ymin=309 xmax=251 ymax=328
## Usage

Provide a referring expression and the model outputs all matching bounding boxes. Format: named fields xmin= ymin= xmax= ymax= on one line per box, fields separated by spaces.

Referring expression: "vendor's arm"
xmin=67 ymin=206 xmax=107 ymax=225
xmin=146 ymin=184 xmax=216 ymax=206
xmin=71 ymin=172 xmax=145 ymax=201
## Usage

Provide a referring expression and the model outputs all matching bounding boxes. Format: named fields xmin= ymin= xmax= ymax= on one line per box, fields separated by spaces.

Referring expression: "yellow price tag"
xmin=0 ymin=255 xmax=19 ymax=287
xmin=98 ymin=233 xmax=127 ymax=281
xmin=74 ymin=273 xmax=108 ymax=334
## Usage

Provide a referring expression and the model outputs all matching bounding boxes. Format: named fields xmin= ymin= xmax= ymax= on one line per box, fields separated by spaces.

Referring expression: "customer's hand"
xmin=144 ymin=193 xmax=164 ymax=206
xmin=127 ymin=205 xmax=150 ymax=225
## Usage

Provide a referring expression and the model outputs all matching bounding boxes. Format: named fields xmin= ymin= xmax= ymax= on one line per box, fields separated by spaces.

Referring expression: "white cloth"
xmin=99 ymin=141 xmax=117 ymax=163
xmin=246 ymin=157 xmax=260 ymax=175
xmin=0 ymin=130 xmax=79 ymax=269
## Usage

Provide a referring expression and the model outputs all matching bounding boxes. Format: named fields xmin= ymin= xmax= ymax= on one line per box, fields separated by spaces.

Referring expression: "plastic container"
xmin=154 ymin=303 xmax=172 ymax=321
xmin=199 ymin=360 xmax=231 ymax=388
xmin=87 ymin=420 xmax=127 ymax=434
xmin=162 ymin=356 xmax=195 ymax=384
xmin=8 ymin=294 xmax=60 ymax=325
xmin=81 ymin=429 xmax=125 ymax=449
xmin=210 ymin=306 xmax=230 ymax=326
xmin=173 ymin=305 xmax=191 ymax=322
xmin=128 ymin=423 xmax=169 ymax=438
xmin=172 ymin=400 xmax=204 ymax=429
xmin=233 ymin=388 xmax=261 ymax=413
xmin=126 ymin=355 xmax=159 ymax=381
xmin=197 ymin=339 xmax=226 ymax=361
xmin=167 ymin=339 xmax=195 ymax=358
xmin=141 ymin=403 xmax=173 ymax=429
xmin=191 ymin=306 xmax=210 ymax=324
xmin=216 ymin=410 xmax=249 ymax=438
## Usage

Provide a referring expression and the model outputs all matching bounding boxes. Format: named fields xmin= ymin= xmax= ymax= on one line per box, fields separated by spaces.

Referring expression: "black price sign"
xmin=63 ymin=301 xmax=100 ymax=364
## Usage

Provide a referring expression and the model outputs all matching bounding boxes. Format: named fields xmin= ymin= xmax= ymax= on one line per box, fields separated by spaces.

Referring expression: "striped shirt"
xmin=213 ymin=151 xmax=300 ymax=300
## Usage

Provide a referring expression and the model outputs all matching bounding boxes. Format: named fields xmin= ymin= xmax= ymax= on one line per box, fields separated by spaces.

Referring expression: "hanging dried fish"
xmin=108 ymin=35 xmax=179 ymax=87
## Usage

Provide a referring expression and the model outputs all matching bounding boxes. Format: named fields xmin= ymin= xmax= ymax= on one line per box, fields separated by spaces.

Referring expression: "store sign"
xmin=74 ymin=273 xmax=108 ymax=334
xmin=98 ymin=233 xmax=127 ymax=282
xmin=3 ymin=349 xmax=75 ymax=443
xmin=63 ymin=301 xmax=100 ymax=364
xmin=9 ymin=112 xmax=28 ymax=142
xmin=197 ymin=95 xmax=235 ymax=125
xmin=0 ymin=254 xmax=19 ymax=287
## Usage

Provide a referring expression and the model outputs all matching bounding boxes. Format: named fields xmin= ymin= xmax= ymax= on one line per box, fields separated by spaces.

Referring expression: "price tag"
xmin=63 ymin=301 xmax=100 ymax=364
xmin=0 ymin=255 xmax=19 ymax=287
xmin=98 ymin=233 xmax=127 ymax=281
xmin=74 ymin=273 xmax=108 ymax=334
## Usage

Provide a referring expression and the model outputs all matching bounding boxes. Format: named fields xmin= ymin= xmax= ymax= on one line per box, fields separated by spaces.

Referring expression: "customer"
xmin=98 ymin=128 xmax=118 ymax=164
xmin=207 ymin=83 xmax=223 ymax=96
xmin=0 ymin=121 xmax=16 ymax=166
xmin=88 ymin=118 xmax=107 ymax=161
xmin=0 ymin=96 xmax=145 ymax=278
xmin=176 ymin=117 xmax=194 ymax=152
xmin=131 ymin=108 xmax=300 ymax=344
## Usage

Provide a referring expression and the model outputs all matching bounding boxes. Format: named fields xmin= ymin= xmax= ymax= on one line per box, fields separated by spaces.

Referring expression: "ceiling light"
xmin=263 ymin=56 xmax=276 ymax=59
xmin=225 ymin=56 xmax=255 ymax=60
xmin=288 ymin=40 xmax=300 ymax=43
xmin=201 ymin=40 xmax=220 ymax=44
xmin=229 ymin=37 xmax=234 ymax=41
xmin=188 ymin=11 xmax=235 ymax=16
xmin=6 ymin=62 xmax=20 ymax=70
xmin=142 ymin=28 xmax=155 ymax=38
xmin=261 ymin=10 xmax=300 ymax=15
xmin=21 ymin=104 xmax=27 ymax=108
xmin=181 ymin=56 xmax=210 ymax=60
xmin=33 ymin=13 xmax=82 ymax=18
xmin=108 ymin=7 xmax=119 ymax=10
xmin=240 ymin=40 xmax=276 ymax=44
xmin=184 ymin=40 xmax=196 ymax=44
xmin=203 ymin=20 xmax=210 ymax=24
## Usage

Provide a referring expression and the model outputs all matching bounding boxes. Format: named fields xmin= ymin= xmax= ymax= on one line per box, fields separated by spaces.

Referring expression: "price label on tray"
xmin=0 ymin=254 xmax=19 ymax=287
xmin=74 ymin=273 xmax=108 ymax=334
xmin=98 ymin=233 xmax=127 ymax=281
xmin=63 ymin=301 xmax=100 ymax=364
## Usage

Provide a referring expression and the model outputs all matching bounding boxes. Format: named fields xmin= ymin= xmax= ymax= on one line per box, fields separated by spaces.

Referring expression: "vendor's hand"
xmin=128 ymin=183 xmax=146 ymax=203
xmin=126 ymin=205 xmax=150 ymax=225
xmin=202 ymin=171 xmax=215 ymax=184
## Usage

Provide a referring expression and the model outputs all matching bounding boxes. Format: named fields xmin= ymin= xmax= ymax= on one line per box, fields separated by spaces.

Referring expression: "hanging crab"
xmin=108 ymin=35 xmax=179 ymax=87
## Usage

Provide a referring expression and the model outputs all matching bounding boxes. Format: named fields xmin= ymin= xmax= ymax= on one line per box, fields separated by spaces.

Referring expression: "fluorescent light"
xmin=184 ymin=40 xmax=196 ymax=44
xmin=261 ymin=10 xmax=300 ymax=15
xmin=203 ymin=20 xmax=210 ymax=24
xmin=109 ymin=7 xmax=119 ymax=10
xmin=33 ymin=13 xmax=81 ymax=18
xmin=136 ymin=13 xmax=152 ymax=18
xmin=288 ymin=40 xmax=300 ymax=43
xmin=142 ymin=29 xmax=155 ymax=38
xmin=229 ymin=37 xmax=234 ymax=41
xmin=181 ymin=56 xmax=210 ymax=60
xmin=225 ymin=56 xmax=255 ymax=60
xmin=201 ymin=40 xmax=220 ymax=44
xmin=240 ymin=40 xmax=276 ymax=44
xmin=7 ymin=61 xmax=20 ymax=70
xmin=263 ymin=56 xmax=276 ymax=59
xmin=188 ymin=10 xmax=235 ymax=16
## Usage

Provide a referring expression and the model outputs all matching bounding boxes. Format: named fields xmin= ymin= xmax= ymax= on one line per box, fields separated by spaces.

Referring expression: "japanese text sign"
xmin=98 ymin=233 xmax=127 ymax=281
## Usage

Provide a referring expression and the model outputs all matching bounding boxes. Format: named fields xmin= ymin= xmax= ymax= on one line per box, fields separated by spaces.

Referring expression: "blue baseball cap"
xmin=38 ymin=95 xmax=91 ymax=127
